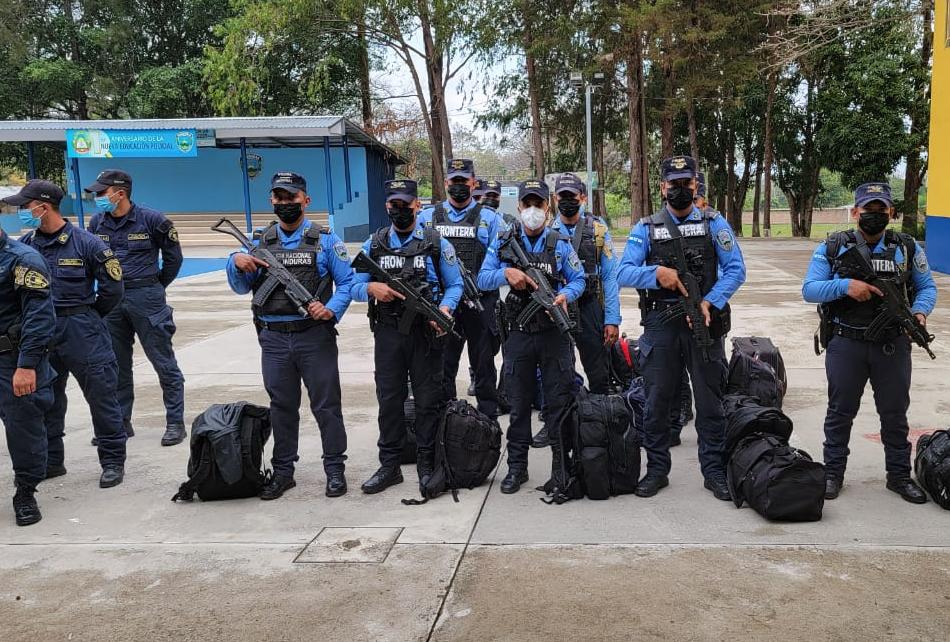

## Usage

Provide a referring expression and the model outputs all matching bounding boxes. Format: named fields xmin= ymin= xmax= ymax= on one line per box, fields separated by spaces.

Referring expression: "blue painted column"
xmin=323 ymin=136 xmax=336 ymax=232
xmin=70 ymin=157 xmax=85 ymax=229
xmin=239 ymin=138 xmax=253 ymax=232
xmin=342 ymin=134 xmax=352 ymax=202
xmin=26 ymin=142 xmax=37 ymax=179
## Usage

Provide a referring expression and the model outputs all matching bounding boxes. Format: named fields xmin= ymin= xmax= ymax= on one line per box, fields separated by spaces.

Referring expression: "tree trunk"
xmin=661 ymin=57 xmax=675 ymax=159
xmin=357 ymin=20 xmax=373 ymax=130
xmin=687 ymin=99 xmax=699 ymax=161
xmin=628 ymin=35 xmax=652 ymax=223
xmin=525 ymin=46 xmax=545 ymax=178
xmin=725 ymin=135 xmax=739 ymax=233
xmin=761 ymin=69 xmax=777 ymax=235
xmin=902 ymin=0 xmax=933 ymax=238
xmin=752 ymin=146 xmax=763 ymax=237
xmin=61 ymin=0 xmax=88 ymax=119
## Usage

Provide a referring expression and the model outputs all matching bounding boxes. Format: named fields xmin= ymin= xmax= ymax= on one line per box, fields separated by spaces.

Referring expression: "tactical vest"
xmin=499 ymin=228 xmax=562 ymax=332
xmin=638 ymin=210 xmax=719 ymax=309
xmin=432 ymin=203 xmax=485 ymax=272
xmin=367 ymin=226 xmax=442 ymax=327
xmin=824 ymin=229 xmax=915 ymax=331
xmin=250 ymin=223 xmax=330 ymax=319
xmin=561 ymin=216 xmax=601 ymax=301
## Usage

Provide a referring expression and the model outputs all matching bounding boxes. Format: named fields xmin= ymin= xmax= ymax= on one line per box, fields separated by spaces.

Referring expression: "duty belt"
xmin=255 ymin=318 xmax=323 ymax=333
xmin=125 ymin=275 xmax=160 ymax=289
xmin=831 ymin=322 xmax=902 ymax=343
xmin=55 ymin=304 xmax=93 ymax=317
xmin=642 ymin=299 xmax=679 ymax=312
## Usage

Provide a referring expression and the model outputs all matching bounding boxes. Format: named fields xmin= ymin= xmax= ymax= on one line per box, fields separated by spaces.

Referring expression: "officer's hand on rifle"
xmin=429 ymin=305 xmax=452 ymax=336
xmin=915 ymin=313 xmax=927 ymax=327
xmin=686 ymin=301 xmax=714 ymax=329
xmin=233 ymin=253 xmax=269 ymax=273
xmin=847 ymin=279 xmax=883 ymax=302
xmin=307 ymin=301 xmax=334 ymax=321
xmin=12 ymin=368 xmax=36 ymax=397
xmin=553 ymin=293 xmax=568 ymax=313
xmin=504 ymin=267 xmax=538 ymax=291
xmin=367 ymin=282 xmax=406 ymax=303
xmin=603 ymin=324 xmax=620 ymax=346
xmin=656 ymin=266 xmax=688 ymax=297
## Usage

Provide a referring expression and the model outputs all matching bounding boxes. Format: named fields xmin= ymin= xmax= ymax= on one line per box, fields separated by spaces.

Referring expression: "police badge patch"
xmin=716 ymin=228 xmax=734 ymax=251
xmin=105 ymin=258 xmax=123 ymax=281
xmin=14 ymin=265 xmax=49 ymax=289
xmin=914 ymin=249 xmax=929 ymax=274
xmin=333 ymin=242 xmax=348 ymax=261
xmin=168 ymin=227 xmax=179 ymax=243
xmin=444 ymin=247 xmax=458 ymax=265
xmin=568 ymin=251 xmax=582 ymax=270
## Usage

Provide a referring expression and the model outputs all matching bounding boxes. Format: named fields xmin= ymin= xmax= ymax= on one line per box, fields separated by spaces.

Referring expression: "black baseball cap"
xmin=661 ymin=156 xmax=698 ymax=181
xmin=473 ymin=178 xmax=488 ymax=197
xmin=519 ymin=178 xmax=549 ymax=202
xmin=385 ymin=179 xmax=418 ymax=203
xmin=2 ymin=179 xmax=64 ymax=207
xmin=555 ymin=172 xmax=585 ymax=196
xmin=446 ymin=158 xmax=475 ymax=180
xmin=855 ymin=182 xmax=893 ymax=208
xmin=696 ymin=172 xmax=707 ymax=197
xmin=271 ymin=171 xmax=307 ymax=194
xmin=484 ymin=179 xmax=502 ymax=196
xmin=84 ymin=169 xmax=132 ymax=193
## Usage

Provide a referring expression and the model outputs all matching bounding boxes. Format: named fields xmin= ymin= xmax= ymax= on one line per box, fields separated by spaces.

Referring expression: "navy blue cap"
xmin=84 ymin=169 xmax=132 ymax=193
xmin=473 ymin=178 xmax=488 ymax=197
xmin=385 ymin=179 xmax=418 ymax=203
xmin=446 ymin=158 xmax=475 ymax=179
xmin=661 ymin=156 xmax=698 ymax=181
xmin=271 ymin=171 xmax=307 ymax=194
xmin=484 ymin=179 xmax=502 ymax=196
xmin=555 ymin=172 xmax=585 ymax=196
xmin=696 ymin=172 xmax=707 ymax=198
xmin=855 ymin=182 xmax=893 ymax=208
xmin=518 ymin=178 xmax=549 ymax=202
xmin=2 ymin=179 xmax=65 ymax=207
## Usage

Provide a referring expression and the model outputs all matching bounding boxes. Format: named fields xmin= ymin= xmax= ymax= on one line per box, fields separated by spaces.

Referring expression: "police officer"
xmin=351 ymin=179 xmax=463 ymax=494
xmin=482 ymin=179 xmax=517 ymax=226
xmin=472 ymin=178 xmax=487 ymax=203
xmin=618 ymin=156 xmax=746 ymax=500
xmin=477 ymin=179 xmax=586 ymax=494
xmin=85 ymin=170 xmax=186 ymax=446
xmin=8 ymin=181 xmax=127 ymax=488
xmin=550 ymin=172 xmax=620 ymax=394
xmin=803 ymin=182 xmax=936 ymax=504
xmin=419 ymin=160 xmax=507 ymax=420
xmin=227 ymin=172 xmax=354 ymax=500
xmin=0 ymin=207 xmax=55 ymax=525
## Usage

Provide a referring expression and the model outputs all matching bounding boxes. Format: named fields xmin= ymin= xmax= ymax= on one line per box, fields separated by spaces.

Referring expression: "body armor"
xmin=251 ymin=223 xmax=330 ymax=319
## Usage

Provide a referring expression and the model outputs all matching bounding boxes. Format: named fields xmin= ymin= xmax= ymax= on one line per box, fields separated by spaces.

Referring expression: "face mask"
xmin=667 ymin=186 xmax=694 ymax=211
xmin=274 ymin=202 xmax=303 ymax=224
xmin=95 ymin=194 xmax=117 ymax=213
xmin=520 ymin=206 xmax=546 ymax=231
xmin=18 ymin=204 xmax=44 ymax=229
xmin=558 ymin=198 xmax=581 ymax=218
xmin=482 ymin=197 xmax=500 ymax=210
xmin=388 ymin=204 xmax=415 ymax=230
xmin=447 ymin=183 xmax=471 ymax=202
xmin=858 ymin=210 xmax=890 ymax=236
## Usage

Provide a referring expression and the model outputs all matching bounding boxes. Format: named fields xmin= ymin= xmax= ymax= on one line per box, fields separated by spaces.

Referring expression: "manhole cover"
xmin=294 ymin=527 xmax=403 ymax=563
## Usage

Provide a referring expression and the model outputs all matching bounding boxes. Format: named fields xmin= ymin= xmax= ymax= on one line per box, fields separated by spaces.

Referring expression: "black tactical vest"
xmin=639 ymin=210 xmax=719 ymax=307
xmin=432 ymin=203 xmax=485 ymax=272
xmin=825 ymin=229 xmax=915 ymax=330
xmin=562 ymin=216 xmax=599 ymax=299
xmin=367 ymin=226 xmax=442 ymax=325
xmin=499 ymin=228 xmax=562 ymax=332
xmin=251 ymin=223 xmax=330 ymax=319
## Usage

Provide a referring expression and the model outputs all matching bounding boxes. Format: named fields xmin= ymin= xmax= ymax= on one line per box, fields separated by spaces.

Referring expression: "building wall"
xmin=927 ymin=1 xmax=950 ymax=273
xmin=65 ymin=144 xmax=378 ymax=241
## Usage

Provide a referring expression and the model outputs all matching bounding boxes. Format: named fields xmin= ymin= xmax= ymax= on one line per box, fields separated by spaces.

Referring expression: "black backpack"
xmin=575 ymin=390 xmax=640 ymax=499
xmin=172 ymin=403 xmax=271 ymax=502
xmin=915 ymin=430 xmax=950 ymax=509
xmin=609 ymin=336 xmax=640 ymax=392
xmin=401 ymin=397 xmax=418 ymax=465
xmin=727 ymin=434 xmax=825 ymax=522
xmin=727 ymin=336 xmax=788 ymax=409
xmin=403 ymin=399 xmax=502 ymax=504
xmin=723 ymin=394 xmax=793 ymax=453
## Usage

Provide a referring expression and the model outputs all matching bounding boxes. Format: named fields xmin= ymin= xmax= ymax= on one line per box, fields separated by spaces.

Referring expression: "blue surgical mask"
xmin=95 ymin=195 xmax=117 ymax=212
xmin=18 ymin=205 xmax=43 ymax=229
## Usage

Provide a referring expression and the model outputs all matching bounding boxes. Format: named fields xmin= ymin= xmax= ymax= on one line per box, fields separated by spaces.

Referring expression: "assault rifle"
xmin=351 ymin=251 xmax=460 ymax=340
xmin=212 ymin=218 xmax=328 ymax=317
xmin=837 ymin=245 xmax=936 ymax=359
xmin=499 ymin=234 xmax=574 ymax=334
xmin=456 ymin=256 xmax=484 ymax=312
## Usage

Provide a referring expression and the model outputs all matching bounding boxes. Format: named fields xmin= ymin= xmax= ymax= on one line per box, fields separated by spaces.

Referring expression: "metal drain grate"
xmin=294 ymin=527 xmax=404 ymax=564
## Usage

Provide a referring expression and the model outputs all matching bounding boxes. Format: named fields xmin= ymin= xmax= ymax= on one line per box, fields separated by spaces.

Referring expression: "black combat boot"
xmin=13 ymin=484 xmax=41 ymax=527
xmin=361 ymin=466 xmax=404 ymax=494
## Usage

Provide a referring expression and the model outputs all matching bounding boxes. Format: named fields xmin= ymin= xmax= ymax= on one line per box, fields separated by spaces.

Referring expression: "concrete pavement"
xmin=1 ymin=238 xmax=949 ymax=641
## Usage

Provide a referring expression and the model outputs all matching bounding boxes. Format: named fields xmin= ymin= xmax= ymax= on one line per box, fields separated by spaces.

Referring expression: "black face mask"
xmin=667 ymin=186 xmax=694 ymax=211
xmin=482 ymin=197 xmax=500 ymax=209
xmin=558 ymin=198 xmax=581 ymax=218
xmin=388 ymin=205 xmax=415 ymax=230
xmin=274 ymin=202 xmax=303 ymax=224
xmin=447 ymin=183 xmax=471 ymax=202
xmin=858 ymin=210 xmax=890 ymax=236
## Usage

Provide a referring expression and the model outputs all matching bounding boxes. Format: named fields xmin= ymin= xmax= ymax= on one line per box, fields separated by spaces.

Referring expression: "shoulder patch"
xmin=105 ymin=258 xmax=123 ymax=281
xmin=167 ymin=227 xmax=179 ymax=243
xmin=14 ymin=265 xmax=49 ymax=290
xmin=414 ymin=227 xmax=425 ymax=239
xmin=444 ymin=246 xmax=457 ymax=265
xmin=914 ymin=248 xmax=929 ymax=274
xmin=333 ymin=241 xmax=348 ymax=261
xmin=567 ymin=251 xmax=582 ymax=270
xmin=716 ymin=228 xmax=734 ymax=252
xmin=479 ymin=219 xmax=489 ymax=228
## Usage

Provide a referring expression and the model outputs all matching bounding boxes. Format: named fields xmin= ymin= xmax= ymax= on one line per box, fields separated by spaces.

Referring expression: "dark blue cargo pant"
xmin=442 ymin=291 xmax=501 ymax=418
xmin=0 ymin=353 xmax=54 ymax=489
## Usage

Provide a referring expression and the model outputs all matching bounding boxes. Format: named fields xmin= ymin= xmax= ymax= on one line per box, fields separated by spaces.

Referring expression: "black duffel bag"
xmin=727 ymin=336 xmax=788 ymax=409
xmin=723 ymin=394 xmax=793 ymax=453
xmin=403 ymin=399 xmax=502 ymax=504
xmin=727 ymin=433 xmax=825 ymax=522
xmin=576 ymin=389 xmax=640 ymax=499
xmin=915 ymin=430 xmax=950 ymax=509
xmin=172 ymin=402 xmax=271 ymax=502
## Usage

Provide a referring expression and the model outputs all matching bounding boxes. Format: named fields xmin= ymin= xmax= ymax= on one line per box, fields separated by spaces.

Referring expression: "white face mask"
xmin=520 ymin=206 xmax=547 ymax=231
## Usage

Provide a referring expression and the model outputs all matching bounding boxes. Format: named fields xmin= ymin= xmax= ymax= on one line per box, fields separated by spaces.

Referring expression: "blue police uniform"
xmin=87 ymin=202 xmax=185 ymax=431
xmin=418 ymin=172 xmax=508 ymax=418
xmin=478 ymin=224 xmax=586 ymax=472
xmin=21 ymin=221 xmax=127 ymax=470
xmin=803 ymin=195 xmax=937 ymax=486
xmin=226 ymin=219 xmax=354 ymax=479
xmin=618 ymin=191 xmax=746 ymax=486
xmin=0 ymin=229 xmax=56 ymax=491
xmin=351 ymin=221 xmax=464 ymax=473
